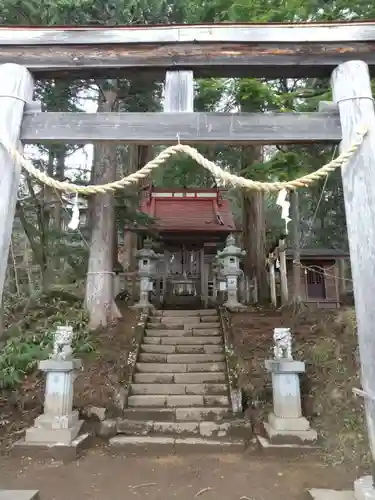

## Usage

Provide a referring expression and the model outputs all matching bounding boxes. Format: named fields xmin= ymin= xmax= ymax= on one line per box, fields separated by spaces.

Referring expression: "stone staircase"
xmin=110 ymin=309 xmax=251 ymax=453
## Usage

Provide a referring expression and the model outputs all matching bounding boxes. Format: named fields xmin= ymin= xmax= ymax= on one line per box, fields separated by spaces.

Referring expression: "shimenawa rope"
xmin=2 ymin=127 xmax=367 ymax=195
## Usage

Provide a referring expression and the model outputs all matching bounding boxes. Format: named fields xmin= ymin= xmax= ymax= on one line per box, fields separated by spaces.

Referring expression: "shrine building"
xmin=137 ymin=186 xmax=238 ymax=308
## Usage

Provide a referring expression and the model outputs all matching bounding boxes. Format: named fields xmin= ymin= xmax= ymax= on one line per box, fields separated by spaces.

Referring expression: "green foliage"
xmin=1 ymin=294 xmax=94 ymax=390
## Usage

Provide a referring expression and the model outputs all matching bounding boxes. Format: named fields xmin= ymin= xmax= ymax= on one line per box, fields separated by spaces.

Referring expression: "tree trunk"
xmin=241 ymin=146 xmax=268 ymax=301
xmin=52 ymin=147 xmax=65 ymax=271
xmin=121 ymin=146 xmax=139 ymax=272
xmin=121 ymin=145 xmax=153 ymax=273
xmin=243 ymin=191 xmax=268 ymax=301
xmin=84 ymin=86 xmax=122 ymax=329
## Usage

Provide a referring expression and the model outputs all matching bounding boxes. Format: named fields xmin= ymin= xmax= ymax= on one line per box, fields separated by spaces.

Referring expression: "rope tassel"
xmin=276 ymin=188 xmax=291 ymax=234
xmin=68 ymin=194 xmax=80 ymax=230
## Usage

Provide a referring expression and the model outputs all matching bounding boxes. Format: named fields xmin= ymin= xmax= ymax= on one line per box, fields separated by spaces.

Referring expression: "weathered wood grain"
xmin=1 ymin=22 xmax=375 ymax=45
xmin=2 ymin=23 xmax=375 ymax=77
xmin=0 ymin=64 xmax=34 ymax=303
xmin=20 ymin=112 xmax=342 ymax=144
xmin=1 ymin=42 xmax=375 ymax=79
xmin=331 ymin=60 xmax=375 ymax=466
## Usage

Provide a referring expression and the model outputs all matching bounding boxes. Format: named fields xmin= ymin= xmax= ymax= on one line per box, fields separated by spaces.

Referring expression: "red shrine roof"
xmin=139 ymin=187 xmax=236 ymax=233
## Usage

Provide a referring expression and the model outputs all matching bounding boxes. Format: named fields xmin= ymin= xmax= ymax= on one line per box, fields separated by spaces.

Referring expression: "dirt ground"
xmin=0 ymin=447 xmax=360 ymax=500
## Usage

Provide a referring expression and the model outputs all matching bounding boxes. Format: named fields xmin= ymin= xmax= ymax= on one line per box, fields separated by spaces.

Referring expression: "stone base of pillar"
xmin=0 ymin=491 xmax=40 ymax=500
xmin=222 ymin=300 xmax=246 ymax=312
xmin=307 ymin=477 xmax=375 ymax=500
xmin=131 ymin=302 xmax=155 ymax=310
xmin=256 ymin=434 xmax=318 ymax=457
xmin=11 ymin=432 xmax=89 ymax=462
xmin=25 ymin=411 xmax=83 ymax=445
xmin=268 ymin=412 xmax=311 ymax=432
xmin=354 ymin=476 xmax=375 ymax=500
xmin=308 ymin=489 xmax=354 ymax=499
xmin=13 ymin=408 xmax=89 ymax=461
xmin=263 ymin=416 xmax=317 ymax=445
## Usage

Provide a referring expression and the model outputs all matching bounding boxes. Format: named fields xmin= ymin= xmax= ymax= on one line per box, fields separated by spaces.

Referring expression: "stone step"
xmin=128 ymin=395 xmax=230 ymax=408
xmin=146 ymin=328 xmax=221 ymax=336
xmin=192 ymin=322 xmax=221 ymax=329
xmin=145 ymin=329 xmax=191 ymax=337
xmin=150 ymin=316 xmax=214 ymax=324
xmin=147 ymin=323 xmax=186 ymax=330
xmin=149 ymin=317 xmax=219 ymax=325
xmin=153 ymin=309 xmax=217 ymax=317
xmin=200 ymin=316 xmax=220 ymax=322
xmin=143 ymin=336 xmax=223 ymax=345
xmin=133 ymin=372 xmax=227 ymax=384
xmin=136 ymin=362 xmax=226 ymax=373
xmin=191 ymin=329 xmax=221 ymax=336
xmin=131 ymin=383 xmax=228 ymax=395
xmin=128 ymin=395 xmax=204 ymax=407
xmin=141 ymin=344 xmax=224 ymax=354
xmin=109 ymin=435 xmax=245 ymax=454
xmin=138 ymin=353 xmax=225 ymax=363
xmin=116 ymin=419 xmax=252 ymax=440
xmin=174 ymin=372 xmax=227 ymax=383
xmin=121 ymin=406 xmax=231 ymax=421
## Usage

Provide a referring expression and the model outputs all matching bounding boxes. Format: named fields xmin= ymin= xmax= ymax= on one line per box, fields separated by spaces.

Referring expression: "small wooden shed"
xmin=285 ymin=248 xmax=349 ymax=308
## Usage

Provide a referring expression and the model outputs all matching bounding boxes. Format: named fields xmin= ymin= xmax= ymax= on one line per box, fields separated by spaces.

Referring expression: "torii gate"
xmin=0 ymin=22 xmax=375 ymax=493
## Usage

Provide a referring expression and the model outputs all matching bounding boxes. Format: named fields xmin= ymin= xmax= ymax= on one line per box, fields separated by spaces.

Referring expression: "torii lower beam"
xmin=20 ymin=111 xmax=341 ymax=144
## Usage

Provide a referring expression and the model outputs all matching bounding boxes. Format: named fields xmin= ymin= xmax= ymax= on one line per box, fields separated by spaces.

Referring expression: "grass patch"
xmin=1 ymin=293 xmax=94 ymax=390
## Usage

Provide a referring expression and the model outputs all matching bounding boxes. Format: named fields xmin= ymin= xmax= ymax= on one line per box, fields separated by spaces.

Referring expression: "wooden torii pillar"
xmin=332 ymin=60 xmax=375 ymax=485
xmin=0 ymin=64 xmax=34 ymax=304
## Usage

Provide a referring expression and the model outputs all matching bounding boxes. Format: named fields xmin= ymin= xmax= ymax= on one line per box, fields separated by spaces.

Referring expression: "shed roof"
xmin=139 ymin=188 xmax=236 ymax=233
xmin=285 ymin=248 xmax=349 ymax=259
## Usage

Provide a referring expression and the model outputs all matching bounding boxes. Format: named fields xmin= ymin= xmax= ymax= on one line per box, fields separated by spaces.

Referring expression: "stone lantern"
xmin=217 ymin=234 xmax=246 ymax=309
xmin=133 ymin=239 xmax=159 ymax=308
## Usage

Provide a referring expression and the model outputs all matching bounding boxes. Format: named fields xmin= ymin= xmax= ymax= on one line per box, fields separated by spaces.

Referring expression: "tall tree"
xmin=84 ymin=83 xmax=122 ymax=328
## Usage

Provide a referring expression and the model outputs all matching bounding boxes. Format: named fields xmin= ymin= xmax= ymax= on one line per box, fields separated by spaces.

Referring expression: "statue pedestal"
xmin=261 ymin=359 xmax=317 ymax=448
xmin=12 ymin=358 xmax=89 ymax=461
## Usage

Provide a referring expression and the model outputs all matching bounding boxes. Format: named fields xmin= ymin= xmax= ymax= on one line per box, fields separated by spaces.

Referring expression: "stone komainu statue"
xmin=273 ymin=327 xmax=293 ymax=359
xmin=51 ymin=326 xmax=74 ymax=360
